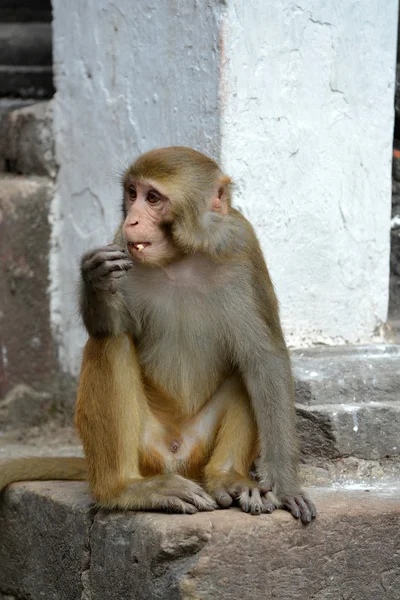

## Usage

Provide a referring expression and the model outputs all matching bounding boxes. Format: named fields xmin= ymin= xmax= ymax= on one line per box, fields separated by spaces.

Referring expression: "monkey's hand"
xmin=259 ymin=481 xmax=317 ymax=524
xmin=81 ymin=244 xmax=133 ymax=294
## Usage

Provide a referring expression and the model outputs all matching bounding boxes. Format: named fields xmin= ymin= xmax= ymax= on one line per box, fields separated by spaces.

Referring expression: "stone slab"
xmin=0 ymin=101 xmax=56 ymax=177
xmin=0 ymin=481 xmax=399 ymax=600
xmin=0 ymin=176 xmax=71 ymax=421
xmin=297 ymin=401 xmax=400 ymax=460
xmin=0 ymin=0 xmax=52 ymax=23
xmin=0 ymin=65 xmax=54 ymax=99
xmin=0 ymin=23 xmax=52 ymax=66
xmin=293 ymin=344 xmax=400 ymax=405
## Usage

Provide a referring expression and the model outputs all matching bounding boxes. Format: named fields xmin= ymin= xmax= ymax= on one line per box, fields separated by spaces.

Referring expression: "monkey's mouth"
xmin=127 ymin=242 xmax=151 ymax=254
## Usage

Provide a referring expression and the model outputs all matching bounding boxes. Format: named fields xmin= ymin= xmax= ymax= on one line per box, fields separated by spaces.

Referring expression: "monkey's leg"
xmin=204 ymin=379 xmax=262 ymax=515
xmin=76 ymin=335 xmax=216 ymax=513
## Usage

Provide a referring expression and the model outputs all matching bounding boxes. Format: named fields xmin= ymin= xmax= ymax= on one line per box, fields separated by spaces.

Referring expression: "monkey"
xmin=0 ymin=147 xmax=315 ymax=523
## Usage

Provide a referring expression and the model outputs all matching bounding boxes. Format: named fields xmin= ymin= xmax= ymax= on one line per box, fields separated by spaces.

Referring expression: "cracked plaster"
xmin=51 ymin=0 xmax=397 ymax=375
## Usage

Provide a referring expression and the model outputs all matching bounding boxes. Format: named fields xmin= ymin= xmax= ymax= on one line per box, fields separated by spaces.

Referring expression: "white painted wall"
xmin=51 ymin=0 xmax=397 ymax=375
xmin=220 ymin=0 xmax=397 ymax=347
xmin=51 ymin=0 xmax=222 ymax=375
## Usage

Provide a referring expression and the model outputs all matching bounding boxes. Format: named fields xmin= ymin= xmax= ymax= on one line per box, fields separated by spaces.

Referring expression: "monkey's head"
xmin=121 ymin=146 xmax=233 ymax=265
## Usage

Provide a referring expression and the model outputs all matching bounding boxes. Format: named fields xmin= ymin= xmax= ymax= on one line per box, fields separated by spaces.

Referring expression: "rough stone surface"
xmin=293 ymin=345 xmax=400 ymax=459
xmin=0 ymin=176 xmax=76 ymax=420
xmin=0 ymin=481 xmax=399 ymax=600
xmin=0 ymin=483 xmax=92 ymax=600
xmin=298 ymin=401 xmax=400 ymax=460
xmin=0 ymin=101 xmax=56 ymax=177
xmin=293 ymin=344 xmax=400 ymax=405
xmin=0 ymin=65 xmax=54 ymax=99
xmin=0 ymin=384 xmax=53 ymax=429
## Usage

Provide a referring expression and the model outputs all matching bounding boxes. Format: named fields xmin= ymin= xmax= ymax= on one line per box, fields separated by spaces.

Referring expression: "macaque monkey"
xmin=0 ymin=147 xmax=315 ymax=523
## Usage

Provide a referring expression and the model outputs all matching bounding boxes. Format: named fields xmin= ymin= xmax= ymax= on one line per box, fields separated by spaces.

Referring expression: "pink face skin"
xmin=122 ymin=179 xmax=179 ymax=265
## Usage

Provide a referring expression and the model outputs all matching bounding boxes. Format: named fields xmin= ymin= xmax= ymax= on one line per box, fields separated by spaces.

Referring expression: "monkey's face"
xmin=122 ymin=179 xmax=179 ymax=265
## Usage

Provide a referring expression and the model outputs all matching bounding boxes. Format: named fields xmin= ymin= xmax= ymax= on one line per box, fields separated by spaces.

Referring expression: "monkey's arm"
xmin=228 ymin=258 xmax=316 ymax=523
xmin=80 ymin=245 xmax=134 ymax=336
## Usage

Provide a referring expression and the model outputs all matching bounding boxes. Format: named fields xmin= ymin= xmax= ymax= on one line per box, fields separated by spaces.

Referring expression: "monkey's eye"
xmin=147 ymin=191 xmax=161 ymax=204
xmin=128 ymin=187 xmax=137 ymax=200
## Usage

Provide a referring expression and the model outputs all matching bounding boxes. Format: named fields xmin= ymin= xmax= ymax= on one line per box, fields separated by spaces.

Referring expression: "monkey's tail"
xmin=0 ymin=457 xmax=87 ymax=491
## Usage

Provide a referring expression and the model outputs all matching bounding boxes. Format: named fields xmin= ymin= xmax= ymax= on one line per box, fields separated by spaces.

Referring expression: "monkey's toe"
xmin=211 ymin=487 xmax=234 ymax=508
xmin=237 ymin=487 xmax=263 ymax=515
xmin=280 ymin=493 xmax=317 ymax=524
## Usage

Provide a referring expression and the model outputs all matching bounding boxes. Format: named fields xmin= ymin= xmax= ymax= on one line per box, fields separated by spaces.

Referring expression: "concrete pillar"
xmin=51 ymin=0 xmax=397 ymax=375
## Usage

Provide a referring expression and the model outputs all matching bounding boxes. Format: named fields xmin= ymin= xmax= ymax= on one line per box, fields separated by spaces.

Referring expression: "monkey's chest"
xmin=136 ymin=303 xmax=228 ymax=406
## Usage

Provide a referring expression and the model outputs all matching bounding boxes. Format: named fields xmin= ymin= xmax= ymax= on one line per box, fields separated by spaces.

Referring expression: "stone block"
xmin=0 ymin=23 xmax=52 ymax=66
xmin=0 ymin=384 xmax=53 ymax=429
xmin=1 ymin=481 xmax=399 ymax=600
xmin=298 ymin=401 xmax=400 ymax=460
xmin=0 ymin=101 xmax=56 ymax=177
xmin=293 ymin=344 xmax=400 ymax=406
xmin=0 ymin=176 xmax=58 ymax=403
xmin=0 ymin=0 xmax=52 ymax=23
xmin=0 ymin=483 xmax=91 ymax=600
xmin=0 ymin=65 xmax=54 ymax=99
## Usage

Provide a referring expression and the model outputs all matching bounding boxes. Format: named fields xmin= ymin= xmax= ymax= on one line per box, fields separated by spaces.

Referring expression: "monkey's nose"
xmin=128 ymin=220 xmax=139 ymax=227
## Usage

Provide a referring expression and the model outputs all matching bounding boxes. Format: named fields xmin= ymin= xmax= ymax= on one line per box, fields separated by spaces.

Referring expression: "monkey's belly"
xmin=138 ymin=390 xmax=229 ymax=479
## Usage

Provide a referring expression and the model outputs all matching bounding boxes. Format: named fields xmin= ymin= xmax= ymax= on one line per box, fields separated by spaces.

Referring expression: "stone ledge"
xmin=1 ymin=481 xmax=399 ymax=599
xmin=293 ymin=344 xmax=400 ymax=406
xmin=0 ymin=101 xmax=55 ymax=177
xmin=297 ymin=400 xmax=400 ymax=460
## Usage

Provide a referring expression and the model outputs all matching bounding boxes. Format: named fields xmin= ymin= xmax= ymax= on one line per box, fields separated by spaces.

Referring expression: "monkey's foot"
xmin=206 ymin=474 xmax=264 ymax=515
xmin=259 ymin=482 xmax=317 ymax=524
xmin=125 ymin=474 xmax=217 ymax=514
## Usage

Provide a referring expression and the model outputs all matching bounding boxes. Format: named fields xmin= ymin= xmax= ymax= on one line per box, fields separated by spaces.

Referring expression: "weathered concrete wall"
xmin=51 ymin=0 xmax=222 ymax=375
xmin=220 ymin=0 xmax=397 ymax=346
xmin=52 ymin=0 xmax=397 ymax=375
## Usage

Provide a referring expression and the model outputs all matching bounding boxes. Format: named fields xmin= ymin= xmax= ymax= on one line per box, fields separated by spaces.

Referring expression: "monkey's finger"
xmin=85 ymin=251 xmax=130 ymax=270
xmin=109 ymin=280 xmax=118 ymax=294
xmin=109 ymin=269 xmax=130 ymax=279
xmin=211 ymin=487 xmax=233 ymax=508
xmin=84 ymin=245 xmax=126 ymax=262
xmin=91 ymin=259 xmax=133 ymax=278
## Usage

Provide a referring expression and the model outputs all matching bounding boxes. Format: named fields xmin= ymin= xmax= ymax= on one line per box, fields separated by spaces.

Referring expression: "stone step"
xmin=0 ymin=481 xmax=399 ymax=599
xmin=293 ymin=345 xmax=400 ymax=461
xmin=0 ymin=100 xmax=55 ymax=176
xmin=0 ymin=23 xmax=52 ymax=66
xmin=293 ymin=344 xmax=400 ymax=405
xmin=0 ymin=175 xmax=75 ymax=425
xmin=0 ymin=65 xmax=54 ymax=99
xmin=0 ymin=0 xmax=52 ymax=23
xmin=297 ymin=400 xmax=400 ymax=460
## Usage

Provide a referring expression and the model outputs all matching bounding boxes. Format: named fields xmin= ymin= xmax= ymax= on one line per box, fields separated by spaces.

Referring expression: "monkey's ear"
xmin=210 ymin=175 xmax=231 ymax=215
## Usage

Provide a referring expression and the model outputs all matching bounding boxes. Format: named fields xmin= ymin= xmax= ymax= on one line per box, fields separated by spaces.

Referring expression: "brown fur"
xmin=0 ymin=147 xmax=315 ymax=522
